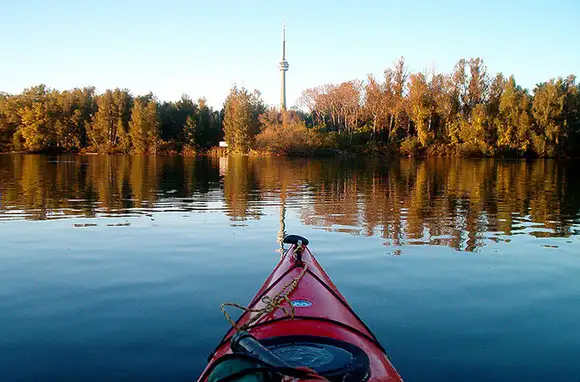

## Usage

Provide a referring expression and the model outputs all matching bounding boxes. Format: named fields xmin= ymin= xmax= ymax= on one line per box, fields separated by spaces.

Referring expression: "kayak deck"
xmin=198 ymin=241 xmax=402 ymax=381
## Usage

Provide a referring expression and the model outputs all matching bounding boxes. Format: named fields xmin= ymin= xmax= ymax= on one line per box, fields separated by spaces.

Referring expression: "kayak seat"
xmin=260 ymin=335 xmax=370 ymax=382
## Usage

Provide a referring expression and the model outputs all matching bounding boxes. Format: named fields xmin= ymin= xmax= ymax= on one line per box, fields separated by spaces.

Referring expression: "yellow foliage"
xmin=255 ymin=114 xmax=325 ymax=156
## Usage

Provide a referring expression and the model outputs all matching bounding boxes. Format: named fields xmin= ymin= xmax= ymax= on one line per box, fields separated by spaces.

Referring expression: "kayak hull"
xmin=198 ymin=244 xmax=403 ymax=381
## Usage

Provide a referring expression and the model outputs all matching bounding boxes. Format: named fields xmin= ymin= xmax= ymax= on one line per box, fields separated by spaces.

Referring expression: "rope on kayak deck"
xmin=221 ymin=262 xmax=308 ymax=332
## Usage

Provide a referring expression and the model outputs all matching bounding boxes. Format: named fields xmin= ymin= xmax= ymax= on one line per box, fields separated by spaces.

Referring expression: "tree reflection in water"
xmin=0 ymin=154 xmax=578 ymax=252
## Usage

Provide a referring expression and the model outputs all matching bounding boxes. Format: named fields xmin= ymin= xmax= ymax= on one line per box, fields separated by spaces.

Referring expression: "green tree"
xmin=532 ymin=79 xmax=566 ymax=156
xmin=87 ymin=90 xmax=115 ymax=152
xmin=429 ymin=73 xmax=452 ymax=143
xmin=447 ymin=60 xmax=468 ymax=145
xmin=196 ymin=98 xmax=211 ymax=149
xmin=18 ymin=85 xmax=59 ymax=151
xmin=537 ymin=76 xmax=580 ymax=156
xmin=87 ymin=89 xmax=132 ymax=153
xmin=460 ymin=103 xmax=491 ymax=154
xmin=177 ymin=95 xmax=197 ymax=143
xmin=53 ymin=87 xmax=95 ymax=150
xmin=159 ymin=94 xmax=199 ymax=149
xmin=183 ymin=114 xmax=197 ymax=149
xmin=484 ymin=73 xmax=507 ymax=147
xmin=389 ymin=57 xmax=408 ymax=140
xmin=112 ymin=89 xmax=133 ymax=152
xmin=195 ymin=98 xmax=223 ymax=149
xmin=0 ymin=93 xmax=22 ymax=151
xmin=562 ymin=76 xmax=580 ymax=154
xmin=407 ymin=73 xmax=432 ymax=147
xmin=129 ymin=99 xmax=160 ymax=154
xmin=223 ymin=87 xmax=261 ymax=154
xmin=497 ymin=76 xmax=533 ymax=154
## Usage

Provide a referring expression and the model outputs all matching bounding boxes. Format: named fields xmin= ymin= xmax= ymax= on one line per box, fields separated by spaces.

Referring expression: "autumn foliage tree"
xmin=255 ymin=109 xmax=325 ymax=156
xmin=0 ymin=58 xmax=578 ymax=157
xmin=298 ymin=57 xmax=578 ymax=157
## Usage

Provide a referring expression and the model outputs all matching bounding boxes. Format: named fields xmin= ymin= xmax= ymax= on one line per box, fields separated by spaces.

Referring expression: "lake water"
xmin=0 ymin=154 xmax=579 ymax=381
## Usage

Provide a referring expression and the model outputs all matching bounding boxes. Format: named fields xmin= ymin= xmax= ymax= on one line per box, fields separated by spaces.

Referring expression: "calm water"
xmin=1 ymin=154 xmax=579 ymax=381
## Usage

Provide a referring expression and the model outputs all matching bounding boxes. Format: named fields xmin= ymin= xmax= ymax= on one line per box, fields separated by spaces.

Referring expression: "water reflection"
xmin=1 ymin=154 xmax=579 ymax=251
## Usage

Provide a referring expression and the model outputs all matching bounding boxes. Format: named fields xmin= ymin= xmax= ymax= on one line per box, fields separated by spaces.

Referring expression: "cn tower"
xmin=279 ymin=25 xmax=289 ymax=110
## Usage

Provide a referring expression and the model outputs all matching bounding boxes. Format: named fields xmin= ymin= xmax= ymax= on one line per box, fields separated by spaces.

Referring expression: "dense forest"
xmin=0 ymin=57 xmax=578 ymax=157
xmin=0 ymin=87 xmax=223 ymax=154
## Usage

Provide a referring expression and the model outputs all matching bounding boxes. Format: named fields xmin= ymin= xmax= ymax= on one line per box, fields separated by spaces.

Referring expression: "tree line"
xmin=0 ymin=85 xmax=223 ymax=153
xmin=296 ymin=58 xmax=580 ymax=157
xmin=1 ymin=57 xmax=578 ymax=157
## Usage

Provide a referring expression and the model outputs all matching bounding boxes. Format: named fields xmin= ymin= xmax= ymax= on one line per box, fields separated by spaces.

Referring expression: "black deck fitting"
xmin=283 ymin=235 xmax=309 ymax=246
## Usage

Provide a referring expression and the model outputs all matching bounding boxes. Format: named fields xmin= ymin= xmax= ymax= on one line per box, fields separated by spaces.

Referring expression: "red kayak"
xmin=198 ymin=235 xmax=403 ymax=381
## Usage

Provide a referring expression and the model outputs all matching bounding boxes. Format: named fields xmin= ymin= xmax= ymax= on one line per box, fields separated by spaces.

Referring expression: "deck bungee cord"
xmin=221 ymin=240 xmax=308 ymax=332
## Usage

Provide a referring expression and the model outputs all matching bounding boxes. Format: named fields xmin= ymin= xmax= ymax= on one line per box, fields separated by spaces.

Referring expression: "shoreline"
xmin=1 ymin=149 xmax=574 ymax=160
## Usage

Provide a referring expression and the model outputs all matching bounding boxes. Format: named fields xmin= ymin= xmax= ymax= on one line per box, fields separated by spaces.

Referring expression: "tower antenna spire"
xmin=279 ymin=24 xmax=289 ymax=110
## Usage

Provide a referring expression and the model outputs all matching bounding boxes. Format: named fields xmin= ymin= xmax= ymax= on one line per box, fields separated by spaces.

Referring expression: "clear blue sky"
xmin=1 ymin=0 xmax=578 ymax=109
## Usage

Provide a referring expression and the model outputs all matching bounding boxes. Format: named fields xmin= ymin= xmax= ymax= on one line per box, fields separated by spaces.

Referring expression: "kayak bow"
xmin=198 ymin=235 xmax=403 ymax=381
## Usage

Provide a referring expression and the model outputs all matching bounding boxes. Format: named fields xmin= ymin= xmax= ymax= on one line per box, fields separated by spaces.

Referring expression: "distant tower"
xmin=279 ymin=25 xmax=289 ymax=110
